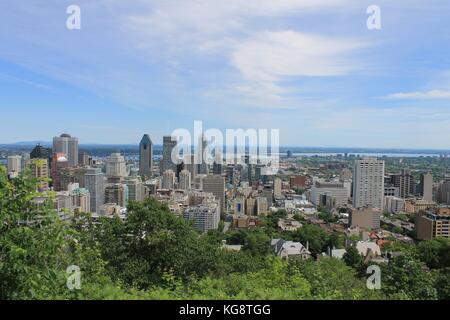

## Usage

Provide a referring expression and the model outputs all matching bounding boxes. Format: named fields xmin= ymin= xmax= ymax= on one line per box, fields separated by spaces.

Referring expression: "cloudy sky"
xmin=1 ymin=0 xmax=450 ymax=148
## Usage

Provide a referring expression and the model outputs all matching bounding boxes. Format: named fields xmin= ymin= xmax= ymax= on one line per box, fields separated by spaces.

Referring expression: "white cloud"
xmin=231 ymin=31 xmax=369 ymax=99
xmin=381 ymin=90 xmax=450 ymax=100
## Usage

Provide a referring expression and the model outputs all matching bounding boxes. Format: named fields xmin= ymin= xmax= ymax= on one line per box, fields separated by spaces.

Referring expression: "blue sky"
xmin=1 ymin=0 xmax=450 ymax=148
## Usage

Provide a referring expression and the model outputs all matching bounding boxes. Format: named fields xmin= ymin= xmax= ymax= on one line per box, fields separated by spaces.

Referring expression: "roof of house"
xmin=356 ymin=241 xmax=381 ymax=257
xmin=271 ymin=239 xmax=310 ymax=256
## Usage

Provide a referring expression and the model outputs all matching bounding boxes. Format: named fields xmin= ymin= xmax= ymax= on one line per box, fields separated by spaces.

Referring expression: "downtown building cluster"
xmin=4 ymin=135 xmax=449 ymax=256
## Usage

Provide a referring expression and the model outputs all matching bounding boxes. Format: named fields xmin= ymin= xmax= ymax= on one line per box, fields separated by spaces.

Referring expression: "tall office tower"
xmin=161 ymin=169 xmax=176 ymax=190
xmin=352 ymin=158 xmax=385 ymax=210
xmin=105 ymin=183 xmax=129 ymax=207
xmin=437 ymin=178 xmax=450 ymax=204
xmin=106 ymin=153 xmax=127 ymax=179
xmin=30 ymin=144 xmax=53 ymax=170
xmin=21 ymin=153 xmax=30 ymax=171
xmin=184 ymin=154 xmax=197 ymax=183
xmin=240 ymin=166 xmax=249 ymax=183
xmin=30 ymin=143 xmax=52 ymax=160
xmin=179 ymin=169 xmax=192 ymax=190
xmin=71 ymin=187 xmax=91 ymax=213
xmin=391 ymin=169 xmax=415 ymax=198
xmin=202 ymin=174 xmax=225 ymax=214
xmin=213 ymin=161 xmax=222 ymax=175
xmin=160 ymin=136 xmax=177 ymax=175
xmin=184 ymin=201 xmax=220 ymax=233
xmin=244 ymin=154 xmax=253 ymax=184
xmin=212 ymin=149 xmax=223 ymax=175
xmin=7 ymin=155 xmax=22 ymax=173
xmin=420 ymin=173 xmax=433 ymax=202
xmin=274 ymin=177 xmax=282 ymax=198
xmin=53 ymin=133 xmax=79 ymax=167
xmin=226 ymin=165 xmax=235 ymax=184
xmin=51 ymin=153 xmax=69 ymax=191
xmin=139 ymin=134 xmax=153 ymax=179
xmin=197 ymin=134 xmax=208 ymax=175
xmin=123 ymin=177 xmax=144 ymax=202
xmin=85 ymin=168 xmax=105 ymax=213
xmin=79 ymin=152 xmax=92 ymax=166
xmin=29 ymin=158 xmax=49 ymax=190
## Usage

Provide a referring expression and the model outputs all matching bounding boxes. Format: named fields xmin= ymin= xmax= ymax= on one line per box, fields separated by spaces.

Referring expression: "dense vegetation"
xmin=0 ymin=167 xmax=448 ymax=300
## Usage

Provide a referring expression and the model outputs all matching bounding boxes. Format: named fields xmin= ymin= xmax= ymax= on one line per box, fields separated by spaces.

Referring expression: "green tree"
xmin=293 ymin=224 xmax=329 ymax=256
xmin=417 ymin=238 xmax=450 ymax=269
xmin=381 ymin=253 xmax=438 ymax=300
xmin=242 ymin=230 xmax=270 ymax=256
xmin=343 ymin=246 xmax=363 ymax=270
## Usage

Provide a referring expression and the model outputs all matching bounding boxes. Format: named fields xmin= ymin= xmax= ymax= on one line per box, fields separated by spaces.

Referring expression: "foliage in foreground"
xmin=0 ymin=167 xmax=448 ymax=300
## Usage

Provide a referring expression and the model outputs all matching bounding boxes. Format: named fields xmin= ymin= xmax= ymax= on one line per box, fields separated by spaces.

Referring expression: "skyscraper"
xmin=30 ymin=158 xmax=49 ymax=190
xmin=139 ymin=134 xmax=153 ymax=179
xmin=106 ymin=153 xmax=127 ymax=179
xmin=51 ymin=153 xmax=69 ymax=191
xmin=161 ymin=169 xmax=176 ymax=190
xmin=197 ymin=134 xmax=208 ymax=175
xmin=160 ymin=136 xmax=177 ymax=175
xmin=352 ymin=158 xmax=385 ymax=210
xmin=30 ymin=144 xmax=52 ymax=160
xmin=85 ymin=168 xmax=105 ymax=213
xmin=105 ymin=183 xmax=129 ymax=207
xmin=53 ymin=133 xmax=79 ymax=167
xmin=7 ymin=155 xmax=22 ymax=173
xmin=203 ymin=174 xmax=225 ymax=214
xmin=123 ymin=177 xmax=144 ymax=202
xmin=420 ymin=173 xmax=433 ymax=202
xmin=179 ymin=169 xmax=191 ymax=190
xmin=391 ymin=169 xmax=415 ymax=198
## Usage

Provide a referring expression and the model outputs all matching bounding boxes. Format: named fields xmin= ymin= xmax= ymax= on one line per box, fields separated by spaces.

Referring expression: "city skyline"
xmin=1 ymin=1 xmax=450 ymax=148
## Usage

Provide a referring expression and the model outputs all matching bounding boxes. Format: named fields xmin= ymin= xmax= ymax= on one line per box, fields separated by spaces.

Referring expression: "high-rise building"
xmin=51 ymin=153 xmax=69 ymax=191
xmin=105 ymin=183 xmax=129 ymax=207
xmin=391 ymin=169 xmax=415 ymax=198
xmin=79 ymin=152 xmax=92 ymax=166
xmin=437 ymin=178 xmax=450 ymax=204
xmin=416 ymin=208 xmax=450 ymax=240
xmin=226 ymin=165 xmax=235 ymax=184
xmin=161 ymin=169 xmax=176 ymax=190
xmin=7 ymin=155 xmax=22 ymax=173
xmin=139 ymin=134 xmax=153 ymax=179
xmin=106 ymin=153 xmax=127 ymax=179
xmin=213 ymin=152 xmax=223 ymax=175
xmin=29 ymin=158 xmax=49 ymax=190
xmin=310 ymin=181 xmax=350 ymax=208
xmin=352 ymin=158 xmax=385 ymax=210
xmin=197 ymin=134 xmax=209 ymax=175
xmin=203 ymin=174 xmax=225 ymax=214
xmin=53 ymin=133 xmax=79 ymax=167
xmin=274 ymin=177 xmax=282 ymax=198
xmin=179 ymin=169 xmax=191 ymax=190
xmin=420 ymin=173 xmax=433 ymax=202
xmin=160 ymin=136 xmax=177 ymax=175
xmin=85 ymin=168 xmax=105 ymax=213
xmin=184 ymin=154 xmax=197 ymax=183
xmin=71 ymin=187 xmax=91 ymax=213
xmin=123 ymin=177 xmax=144 ymax=202
xmin=184 ymin=201 xmax=220 ymax=233
xmin=30 ymin=144 xmax=52 ymax=161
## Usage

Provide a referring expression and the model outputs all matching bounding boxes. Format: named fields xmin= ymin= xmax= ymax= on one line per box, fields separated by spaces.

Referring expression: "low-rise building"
xmin=270 ymin=239 xmax=311 ymax=260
